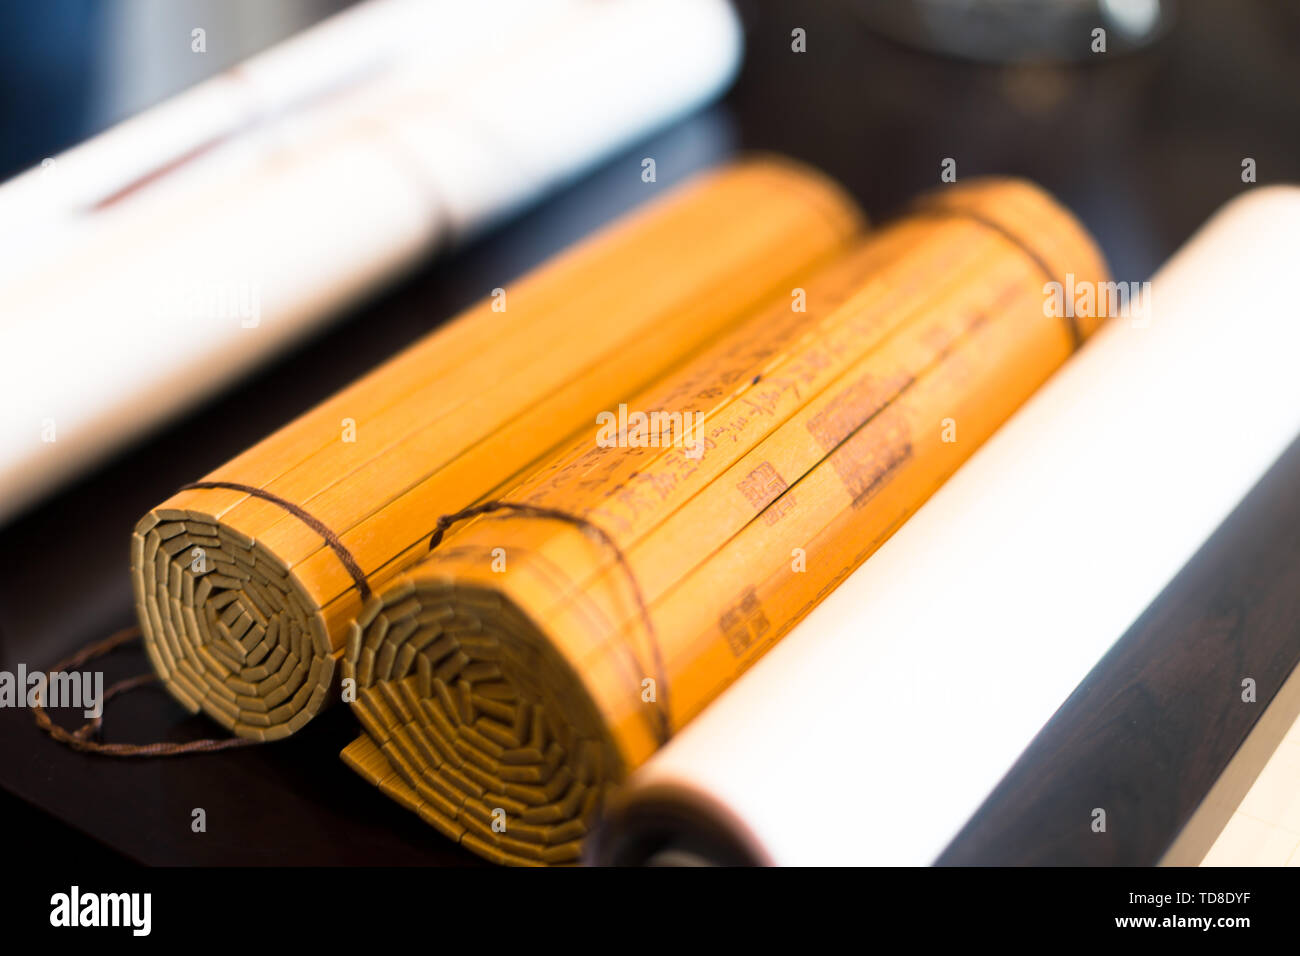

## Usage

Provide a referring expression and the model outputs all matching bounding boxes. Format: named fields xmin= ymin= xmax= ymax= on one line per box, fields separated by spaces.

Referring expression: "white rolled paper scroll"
xmin=0 ymin=0 xmax=742 ymax=523
xmin=593 ymin=185 xmax=1300 ymax=866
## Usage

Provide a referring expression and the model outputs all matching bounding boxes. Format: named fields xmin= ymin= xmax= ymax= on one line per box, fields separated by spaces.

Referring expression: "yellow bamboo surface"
xmin=129 ymin=158 xmax=863 ymax=740
xmin=340 ymin=177 xmax=1110 ymax=865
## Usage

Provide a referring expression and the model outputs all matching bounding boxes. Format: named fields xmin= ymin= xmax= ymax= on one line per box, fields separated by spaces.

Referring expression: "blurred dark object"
xmin=733 ymin=0 xmax=1300 ymax=280
xmin=850 ymin=0 xmax=1173 ymax=62
xmin=0 ymin=0 xmax=351 ymax=182
xmin=0 ymin=2 xmax=100 ymax=179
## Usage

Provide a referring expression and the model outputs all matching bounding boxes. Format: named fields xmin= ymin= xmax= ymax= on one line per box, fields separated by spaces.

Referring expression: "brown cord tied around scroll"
xmin=33 ymin=477 xmax=372 ymax=757
xmin=427 ymin=500 xmax=673 ymax=747
xmin=904 ymin=198 xmax=1083 ymax=349
xmin=39 ymin=499 xmax=670 ymax=753
xmin=180 ymin=479 xmax=372 ymax=600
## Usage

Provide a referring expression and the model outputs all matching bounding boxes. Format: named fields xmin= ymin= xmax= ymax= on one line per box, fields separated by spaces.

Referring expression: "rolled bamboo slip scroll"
xmin=339 ymin=178 xmax=1109 ymax=865
xmin=130 ymin=160 xmax=864 ymax=741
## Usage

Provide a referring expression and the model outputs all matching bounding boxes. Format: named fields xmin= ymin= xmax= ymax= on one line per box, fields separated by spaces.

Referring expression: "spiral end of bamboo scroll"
xmin=340 ymin=578 xmax=620 ymax=866
xmin=131 ymin=509 xmax=335 ymax=740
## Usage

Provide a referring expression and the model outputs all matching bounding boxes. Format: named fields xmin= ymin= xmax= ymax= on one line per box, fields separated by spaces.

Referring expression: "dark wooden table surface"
xmin=2 ymin=0 xmax=1298 ymax=865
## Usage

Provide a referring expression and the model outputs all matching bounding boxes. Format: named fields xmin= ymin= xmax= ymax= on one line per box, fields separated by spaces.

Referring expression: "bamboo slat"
xmin=340 ymin=178 xmax=1110 ymax=864
xmin=130 ymin=158 xmax=864 ymax=740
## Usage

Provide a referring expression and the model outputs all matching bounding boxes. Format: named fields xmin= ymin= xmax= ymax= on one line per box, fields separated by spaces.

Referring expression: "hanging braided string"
xmin=31 ymin=624 xmax=258 ymax=756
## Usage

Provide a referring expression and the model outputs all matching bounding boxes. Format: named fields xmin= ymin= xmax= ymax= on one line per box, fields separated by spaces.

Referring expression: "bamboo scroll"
xmin=129 ymin=159 xmax=864 ymax=741
xmin=340 ymin=178 xmax=1110 ymax=864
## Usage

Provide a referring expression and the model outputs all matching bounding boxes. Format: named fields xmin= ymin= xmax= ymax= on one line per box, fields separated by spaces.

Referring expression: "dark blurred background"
xmin=1 ymin=0 xmax=1297 ymax=864
xmin=0 ymin=0 xmax=353 ymax=180
xmin=4 ymin=0 xmax=1298 ymax=278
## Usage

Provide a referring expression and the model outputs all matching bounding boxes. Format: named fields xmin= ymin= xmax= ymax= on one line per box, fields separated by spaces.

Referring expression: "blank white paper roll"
xmin=0 ymin=0 xmax=742 ymax=524
xmin=592 ymin=185 xmax=1300 ymax=866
